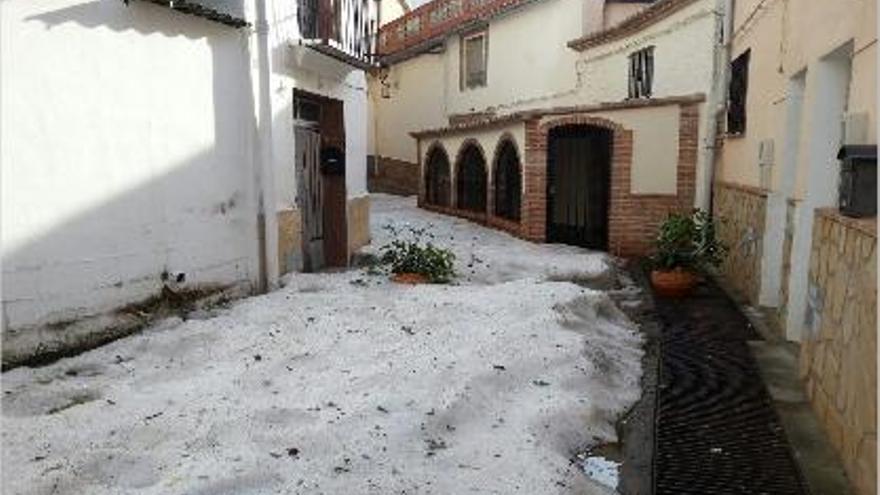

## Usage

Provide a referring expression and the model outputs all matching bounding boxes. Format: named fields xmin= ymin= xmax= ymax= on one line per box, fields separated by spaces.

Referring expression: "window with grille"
xmin=628 ymin=46 xmax=654 ymax=99
xmin=727 ymin=49 xmax=750 ymax=135
xmin=461 ymin=31 xmax=487 ymax=90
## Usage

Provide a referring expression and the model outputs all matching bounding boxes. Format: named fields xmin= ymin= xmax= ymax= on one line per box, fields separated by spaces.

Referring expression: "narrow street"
xmin=2 ymin=195 xmax=643 ymax=495
xmin=653 ymin=282 xmax=810 ymax=495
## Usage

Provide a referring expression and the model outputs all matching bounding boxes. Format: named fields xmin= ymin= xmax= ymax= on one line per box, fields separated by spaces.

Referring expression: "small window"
xmin=461 ymin=31 xmax=487 ymax=90
xmin=628 ymin=46 xmax=654 ymax=99
xmin=727 ymin=49 xmax=750 ymax=135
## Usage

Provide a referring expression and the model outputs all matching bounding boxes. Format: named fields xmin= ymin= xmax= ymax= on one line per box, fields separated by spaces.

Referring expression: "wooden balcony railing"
xmin=298 ymin=0 xmax=377 ymax=68
xmin=377 ymin=0 xmax=525 ymax=56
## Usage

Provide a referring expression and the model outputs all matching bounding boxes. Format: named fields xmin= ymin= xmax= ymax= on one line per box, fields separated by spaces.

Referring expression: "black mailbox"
xmin=321 ymin=146 xmax=345 ymax=176
xmin=837 ymin=145 xmax=876 ymax=218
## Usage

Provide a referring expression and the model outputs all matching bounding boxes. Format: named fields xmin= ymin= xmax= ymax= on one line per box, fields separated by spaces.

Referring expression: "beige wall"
xmin=717 ymin=0 xmax=877 ymax=190
xmin=370 ymin=53 xmax=447 ymax=163
xmin=593 ymin=106 xmax=681 ymax=195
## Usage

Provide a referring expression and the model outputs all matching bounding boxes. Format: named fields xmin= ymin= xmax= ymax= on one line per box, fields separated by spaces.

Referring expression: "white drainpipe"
xmin=697 ymin=0 xmax=734 ymax=213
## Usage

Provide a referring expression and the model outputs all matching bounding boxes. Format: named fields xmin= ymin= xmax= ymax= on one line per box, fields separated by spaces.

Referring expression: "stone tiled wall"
xmin=347 ymin=195 xmax=372 ymax=255
xmin=800 ymin=208 xmax=876 ymax=495
xmin=713 ymin=182 xmax=768 ymax=305
xmin=277 ymin=209 xmax=302 ymax=275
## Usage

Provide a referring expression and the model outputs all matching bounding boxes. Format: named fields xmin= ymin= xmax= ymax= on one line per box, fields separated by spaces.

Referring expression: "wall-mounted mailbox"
xmin=321 ymin=146 xmax=345 ymax=176
xmin=837 ymin=145 xmax=877 ymax=218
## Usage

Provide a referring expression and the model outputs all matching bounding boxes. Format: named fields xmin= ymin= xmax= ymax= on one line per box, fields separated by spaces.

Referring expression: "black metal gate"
xmin=456 ymin=144 xmax=487 ymax=213
xmin=546 ymin=125 xmax=612 ymax=249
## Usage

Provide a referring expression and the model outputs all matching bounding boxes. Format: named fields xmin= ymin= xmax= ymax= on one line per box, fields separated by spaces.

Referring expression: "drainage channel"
xmin=653 ymin=281 xmax=810 ymax=495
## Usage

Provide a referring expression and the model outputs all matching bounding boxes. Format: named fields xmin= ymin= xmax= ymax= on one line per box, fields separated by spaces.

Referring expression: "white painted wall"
xmin=1 ymin=0 xmax=260 ymax=329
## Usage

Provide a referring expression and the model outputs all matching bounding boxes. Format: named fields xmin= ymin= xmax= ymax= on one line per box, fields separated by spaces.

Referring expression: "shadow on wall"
xmin=2 ymin=0 xmax=260 ymax=365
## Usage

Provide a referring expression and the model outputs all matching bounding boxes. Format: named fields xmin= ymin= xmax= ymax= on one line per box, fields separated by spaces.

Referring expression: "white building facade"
xmin=369 ymin=0 xmax=726 ymax=256
xmin=1 ymin=0 xmax=376 ymax=366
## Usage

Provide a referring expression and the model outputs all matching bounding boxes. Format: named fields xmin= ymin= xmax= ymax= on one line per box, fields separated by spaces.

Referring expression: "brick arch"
xmin=454 ymin=138 xmax=489 ymax=213
xmin=523 ymin=115 xmax=635 ymax=252
xmin=537 ymin=115 xmax=627 ymax=134
xmin=491 ymin=133 xmax=522 ymax=222
xmin=423 ymin=141 xmax=451 ymax=207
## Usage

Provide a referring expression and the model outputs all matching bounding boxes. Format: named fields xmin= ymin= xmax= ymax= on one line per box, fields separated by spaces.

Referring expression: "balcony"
xmin=377 ymin=0 xmax=528 ymax=58
xmin=298 ymin=0 xmax=378 ymax=69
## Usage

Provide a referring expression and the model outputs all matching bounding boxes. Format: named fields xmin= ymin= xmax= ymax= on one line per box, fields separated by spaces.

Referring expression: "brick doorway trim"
xmin=523 ymin=105 xmax=698 ymax=257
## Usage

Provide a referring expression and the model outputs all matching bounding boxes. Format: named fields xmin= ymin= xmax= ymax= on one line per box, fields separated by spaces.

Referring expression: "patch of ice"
xmin=582 ymin=455 xmax=620 ymax=491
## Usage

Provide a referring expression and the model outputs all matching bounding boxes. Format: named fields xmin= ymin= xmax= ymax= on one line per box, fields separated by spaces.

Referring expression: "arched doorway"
xmin=424 ymin=144 xmax=451 ymax=206
xmin=546 ymin=125 xmax=612 ymax=249
xmin=493 ymin=138 xmax=521 ymax=221
xmin=456 ymin=142 xmax=487 ymax=212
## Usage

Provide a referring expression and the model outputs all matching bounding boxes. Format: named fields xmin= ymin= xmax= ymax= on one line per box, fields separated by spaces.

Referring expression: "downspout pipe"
xmin=698 ymin=0 xmax=734 ymax=213
xmin=251 ymin=0 xmax=279 ymax=293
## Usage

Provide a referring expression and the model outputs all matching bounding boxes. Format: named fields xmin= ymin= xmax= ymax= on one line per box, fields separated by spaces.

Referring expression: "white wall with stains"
xmin=1 ymin=0 xmax=262 ymax=331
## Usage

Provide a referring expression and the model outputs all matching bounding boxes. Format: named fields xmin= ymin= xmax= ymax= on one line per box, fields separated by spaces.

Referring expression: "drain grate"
xmin=653 ymin=283 xmax=810 ymax=495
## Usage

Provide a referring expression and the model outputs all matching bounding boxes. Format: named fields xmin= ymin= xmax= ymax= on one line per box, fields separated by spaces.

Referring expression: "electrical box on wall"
xmin=837 ymin=145 xmax=877 ymax=218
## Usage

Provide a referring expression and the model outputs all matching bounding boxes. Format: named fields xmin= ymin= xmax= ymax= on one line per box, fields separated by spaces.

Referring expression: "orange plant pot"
xmin=650 ymin=268 xmax=698 ymax=298
xmin=391 ymin=272 xmax=430 ymax=285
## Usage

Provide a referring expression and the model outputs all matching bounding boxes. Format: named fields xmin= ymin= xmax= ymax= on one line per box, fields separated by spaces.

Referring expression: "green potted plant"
xmin=649 ymin=210 xmax=725 ymax=297
xmin=379 ymin=226 xmax=456 ymax=284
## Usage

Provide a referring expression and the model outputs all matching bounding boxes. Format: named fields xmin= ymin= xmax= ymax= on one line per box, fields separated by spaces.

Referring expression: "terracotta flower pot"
xmin=650 ymin=268 xmax=698 ymax=298
xmin=391 ymin=272 xmax=430 ymax=285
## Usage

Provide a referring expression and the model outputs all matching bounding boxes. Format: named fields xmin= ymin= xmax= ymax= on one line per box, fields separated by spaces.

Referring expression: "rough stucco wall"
xmin=800 ymin=210 xmax=876 ymax=495
xmin=443 ymin=0 xmax=583 ymax=116
xmin=713 ymin=182 xmax=767 ymax=304
xmin=602 ymin=2 xmax=649 ymax=29
xmin=1 ymin=0 xmax=259 ymax=331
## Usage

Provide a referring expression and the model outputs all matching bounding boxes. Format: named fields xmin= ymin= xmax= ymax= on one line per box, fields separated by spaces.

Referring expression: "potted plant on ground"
xmin=379 ymin=226 xmax=456 ymax=284
xmin=649 ymin=210 xmax=725 ymax=298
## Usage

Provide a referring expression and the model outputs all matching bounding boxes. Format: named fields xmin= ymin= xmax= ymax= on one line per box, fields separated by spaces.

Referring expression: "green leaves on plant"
xmin=379 ymin=225 xmax=456 ymax=283
xmin=650 ymin=210 xmax=727 ymax=272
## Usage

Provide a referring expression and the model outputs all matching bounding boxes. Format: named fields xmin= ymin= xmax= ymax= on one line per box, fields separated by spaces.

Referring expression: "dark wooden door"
xmin=546 ymin=125 xmax=612 ymax=250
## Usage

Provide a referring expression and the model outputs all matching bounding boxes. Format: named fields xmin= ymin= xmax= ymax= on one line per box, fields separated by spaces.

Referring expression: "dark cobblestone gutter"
xmin=599 ymin=265 xmax=813 ymax=495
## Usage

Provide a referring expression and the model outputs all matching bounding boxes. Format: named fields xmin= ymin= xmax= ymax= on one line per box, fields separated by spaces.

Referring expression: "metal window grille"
xmin=628 ymin=46 xmax=654 ymax=99
xmin=727 ymin=50 xmax=750 ymax=135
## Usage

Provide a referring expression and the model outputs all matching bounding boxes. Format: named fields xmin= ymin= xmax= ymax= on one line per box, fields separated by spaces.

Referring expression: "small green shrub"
xmin=650 ymin=210 xmax=726 ymax=272
xmin=379 ymin=225 xmax=456 ymax=283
